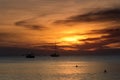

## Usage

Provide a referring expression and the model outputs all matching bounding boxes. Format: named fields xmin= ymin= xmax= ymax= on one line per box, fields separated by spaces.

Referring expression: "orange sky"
xmin=0 ymin=0 xmax=120 ymax=55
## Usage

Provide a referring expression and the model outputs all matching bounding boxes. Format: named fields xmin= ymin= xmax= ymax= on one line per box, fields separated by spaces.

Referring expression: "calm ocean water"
xmin=0 ymin=55 xmax=120 ymax=80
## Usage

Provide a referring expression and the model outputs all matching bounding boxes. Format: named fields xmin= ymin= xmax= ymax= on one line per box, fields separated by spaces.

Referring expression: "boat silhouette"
xmin=25 ymin=50 xmax=35 ymax=58
xmin=26 ymin=54 xmax=35 ymax=58
xmin=50 ymin=53 xmax=59 ymax=57
xmin=50 ymin=43 xmax=60 ymax=57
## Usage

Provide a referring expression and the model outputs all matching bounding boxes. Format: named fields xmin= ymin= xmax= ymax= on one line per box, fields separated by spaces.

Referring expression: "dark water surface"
xmin=0 ymin=55 xmax=120 ymax=80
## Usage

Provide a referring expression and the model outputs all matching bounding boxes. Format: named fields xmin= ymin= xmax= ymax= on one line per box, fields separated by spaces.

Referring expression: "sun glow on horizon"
xmin=58 ymin=36 xmax=86 ymax=46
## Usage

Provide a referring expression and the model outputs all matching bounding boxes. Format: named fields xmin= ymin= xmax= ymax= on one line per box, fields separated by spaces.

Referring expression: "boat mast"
xmin=54 ymin=42 xmax=57 ymax=54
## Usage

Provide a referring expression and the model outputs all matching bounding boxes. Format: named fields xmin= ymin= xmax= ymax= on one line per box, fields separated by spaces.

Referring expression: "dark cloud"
xmin=78 ymin=27 xmax=120 ymax=50
xmin=54 ymin=8 xmax=120 ymax=24
xmin=89 ymin=28 xmax=120 ymax=43
xmin=15 ymin=20 xmax=45 ymax=30
xmin=92 ymin=28 xmax=120 ymax=37
xmin=80 ymin=37 xmax=101 ymax=41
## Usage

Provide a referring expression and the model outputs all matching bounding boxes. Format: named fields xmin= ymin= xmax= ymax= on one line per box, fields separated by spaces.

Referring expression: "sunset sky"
xmin=0 ymin=0 xmax=120 ymax=55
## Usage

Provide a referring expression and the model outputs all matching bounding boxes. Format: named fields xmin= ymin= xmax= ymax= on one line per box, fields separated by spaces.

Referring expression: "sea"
xmin=0 ymin=55 xmax=120 ymax=80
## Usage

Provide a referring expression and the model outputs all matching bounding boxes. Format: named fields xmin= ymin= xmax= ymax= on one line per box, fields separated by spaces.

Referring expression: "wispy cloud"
xmin=0 ymin=32 xmax=22 ymax=46
xmin=0 ymin=33 xmax=17 ymax=39
xmin=15 ymin=19 xmax=46 ymax=30
xmin=54 ymin=8 xmax=120 ymax=24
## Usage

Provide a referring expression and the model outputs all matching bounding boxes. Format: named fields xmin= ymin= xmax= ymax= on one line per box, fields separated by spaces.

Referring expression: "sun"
xmin=62 ymin=37 xmax=79 ymax=42
xmin=58 ymin=36 xmax=86 ymax=45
